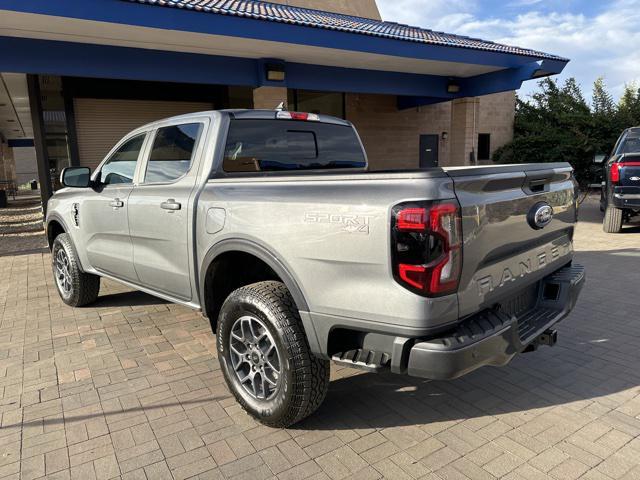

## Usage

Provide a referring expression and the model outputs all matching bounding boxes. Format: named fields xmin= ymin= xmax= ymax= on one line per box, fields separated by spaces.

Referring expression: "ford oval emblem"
xmin=630 ymin=176 xmax=640 ymax=181
xmin=528 ymin=202 xmax=554 ymax=230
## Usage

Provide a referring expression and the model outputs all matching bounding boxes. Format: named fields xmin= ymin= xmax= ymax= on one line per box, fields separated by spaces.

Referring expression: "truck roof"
xmin=132 ymin=109 xmax=352 ymax=132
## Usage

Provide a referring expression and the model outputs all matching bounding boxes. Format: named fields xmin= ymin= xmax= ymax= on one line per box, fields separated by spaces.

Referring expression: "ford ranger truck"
xmin=600 ymin=126 xmax=640 ymax=233
xmin=46 ymin=110 xmax=585 ymax=427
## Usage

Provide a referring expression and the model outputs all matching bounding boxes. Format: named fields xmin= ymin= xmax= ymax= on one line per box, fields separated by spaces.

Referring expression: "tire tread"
xmin=219 ymin=281 xmax=329 ymax=427
xmin=603 ymin=205 xmax=623 ymax=233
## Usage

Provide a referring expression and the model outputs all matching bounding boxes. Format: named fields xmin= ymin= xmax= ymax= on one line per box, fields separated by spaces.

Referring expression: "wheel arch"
xmin=46 ymin=214 xmax=69 ymax=249
xmin=199 ymin=239 xmax=310 ymax=325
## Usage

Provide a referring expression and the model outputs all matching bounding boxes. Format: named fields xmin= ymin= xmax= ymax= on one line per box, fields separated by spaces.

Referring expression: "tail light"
xmin=391 ymin=201 xmax=462 ymax=297
xmin=610 ymin=161 xmax=640 ymax=184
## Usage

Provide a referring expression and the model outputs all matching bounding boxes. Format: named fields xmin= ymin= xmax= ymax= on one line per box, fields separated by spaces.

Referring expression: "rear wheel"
xmin=603 ymin=205 xmax=623 ymax=233
xmin=52 ymin=233 xmax=101 ymax=307
xmin=217 ymin=281 xmax=330 ymax=427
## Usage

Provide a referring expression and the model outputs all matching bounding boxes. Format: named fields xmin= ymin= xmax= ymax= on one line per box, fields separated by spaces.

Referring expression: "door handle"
xmin=161 ymin=199 xmax=181 ymax=211
xmin=109 ymin=199 xmax=124 ymax=208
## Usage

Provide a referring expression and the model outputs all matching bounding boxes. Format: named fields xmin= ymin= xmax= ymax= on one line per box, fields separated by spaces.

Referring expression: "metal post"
xmin=27 ymin=74 xmax=53 ymax=211
xmin=62 ymin=77 xmax=81 ymax=167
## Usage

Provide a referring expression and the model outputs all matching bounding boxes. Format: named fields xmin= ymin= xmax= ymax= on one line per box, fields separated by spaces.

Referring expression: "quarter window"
xmin=100 ymin=134 xmax=146 ymax=185
xmin=144 ymin=123 xmax=202 ymax=183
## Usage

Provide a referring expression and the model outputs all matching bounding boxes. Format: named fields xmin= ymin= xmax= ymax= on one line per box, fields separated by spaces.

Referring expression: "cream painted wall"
xmin=267 ymin=0 xmax=381 ymax=19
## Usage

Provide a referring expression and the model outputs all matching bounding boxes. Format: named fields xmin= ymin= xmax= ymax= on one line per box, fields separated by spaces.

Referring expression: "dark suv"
xmin=600 ymin=127 xmax=640 ymax=233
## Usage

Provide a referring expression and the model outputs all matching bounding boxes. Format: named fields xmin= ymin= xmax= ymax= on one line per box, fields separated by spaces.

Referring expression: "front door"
xmin=128 ymin=121 xmax=206 ymax=301
xmin=419 ymin=135 xmax=439 ymax=168
xmin=82 ymin=133 xmax=147 ymax=282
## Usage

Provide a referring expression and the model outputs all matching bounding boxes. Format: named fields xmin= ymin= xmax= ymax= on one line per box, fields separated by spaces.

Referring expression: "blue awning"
xmin=0 ymin=0 xmax=569 ymax=106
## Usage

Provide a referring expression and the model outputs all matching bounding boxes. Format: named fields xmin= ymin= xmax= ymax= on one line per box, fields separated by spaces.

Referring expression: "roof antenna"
xmin=275 ymin=101 xmax=285 ymax=111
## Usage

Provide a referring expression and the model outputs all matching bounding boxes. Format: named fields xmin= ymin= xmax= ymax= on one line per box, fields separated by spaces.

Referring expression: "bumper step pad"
xmin=332 ymin=349 xmax=391 ymax=372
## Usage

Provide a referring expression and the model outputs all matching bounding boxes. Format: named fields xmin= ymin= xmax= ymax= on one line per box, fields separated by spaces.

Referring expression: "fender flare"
xmin=45 ymin=213 xmax=71 ymax=246
xmin=46 ymin=213 xmax=87 ymax=272
xmin=198 ymin=238 xmax=310 ymax=315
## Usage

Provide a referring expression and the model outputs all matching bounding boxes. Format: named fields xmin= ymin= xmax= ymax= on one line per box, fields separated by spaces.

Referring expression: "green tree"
xmin=617 ymin=82 xmax=640 ymax=129
xmin=493 ymin=76 xmax=640 ymax=188
xmin=493 ymin=78 xmax=594 ymax=185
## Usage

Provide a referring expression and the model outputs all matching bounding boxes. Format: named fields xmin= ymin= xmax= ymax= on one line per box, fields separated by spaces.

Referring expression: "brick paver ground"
xmin=1 ymin=196 xmax=639 ymax=480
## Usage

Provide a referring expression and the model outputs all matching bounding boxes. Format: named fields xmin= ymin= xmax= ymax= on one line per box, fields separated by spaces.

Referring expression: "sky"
xmin=375 ymin=0 xmax=640 ymax=103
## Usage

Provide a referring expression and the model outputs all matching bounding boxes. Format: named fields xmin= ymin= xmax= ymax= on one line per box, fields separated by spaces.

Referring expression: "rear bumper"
xmin=612 ymin=187 xmax=640 ymax=209
xmin=406 ymin=264 xmax=585 ymax=380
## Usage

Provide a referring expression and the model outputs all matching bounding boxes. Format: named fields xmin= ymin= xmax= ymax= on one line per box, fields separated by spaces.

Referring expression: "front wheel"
xmin=217 ymin=281 xmax=330 ymax=427
xmin=52 ymin=233 xmax=101 ymax=307
xmin=603 ymin=205 xmax=623 ymax=233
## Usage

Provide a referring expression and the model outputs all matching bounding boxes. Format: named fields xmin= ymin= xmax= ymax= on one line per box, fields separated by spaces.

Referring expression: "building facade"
xmin=0 ymin=0 xmax=567 ymax=206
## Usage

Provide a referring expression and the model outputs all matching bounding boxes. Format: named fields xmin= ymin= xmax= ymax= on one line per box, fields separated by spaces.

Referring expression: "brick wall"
xmin=345 ymin=93 xmax=451 ymax=170
xmin=253 ymin=87 xmax=288 ymax=110
xmin=478 ymin=91 xmax=516 ymax=161
xmin=267 ymin=0 xmax=381 ymax=19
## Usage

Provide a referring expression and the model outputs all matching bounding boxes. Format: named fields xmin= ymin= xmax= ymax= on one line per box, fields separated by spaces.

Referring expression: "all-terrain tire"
xmin=217 ymin=281 xmax=330 ymax=428
xmin=52 ymin=233 xmax=101 ymax=307
xmin=603 ymin=205 xmax=623 ymax=233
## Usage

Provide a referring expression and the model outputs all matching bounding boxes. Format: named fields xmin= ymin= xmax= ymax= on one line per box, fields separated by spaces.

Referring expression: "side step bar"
xmin=332 ymin=349 xmax=391 ymax=373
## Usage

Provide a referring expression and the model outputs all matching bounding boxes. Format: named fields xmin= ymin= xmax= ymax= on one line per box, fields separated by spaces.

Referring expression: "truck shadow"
xmin=299 ymin=247 xmax=640 ymax=430
xmin=91 ymin=290 xmax=170 ymax=308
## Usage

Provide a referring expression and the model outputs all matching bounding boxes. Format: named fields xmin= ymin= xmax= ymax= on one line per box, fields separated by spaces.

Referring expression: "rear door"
xmin=448 ymin=164 xmax=577 ymax=318
xmin=128 ymin=119 xmax=208 ymax=301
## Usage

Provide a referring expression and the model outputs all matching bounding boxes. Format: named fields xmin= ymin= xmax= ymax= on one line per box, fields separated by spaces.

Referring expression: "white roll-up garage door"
xmin=74 ymin=98 xmax=213 ymax=169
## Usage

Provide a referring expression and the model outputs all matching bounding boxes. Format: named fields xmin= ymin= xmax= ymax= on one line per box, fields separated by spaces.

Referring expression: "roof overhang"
xmin=0 ymin=0 xmax=569 ymax=104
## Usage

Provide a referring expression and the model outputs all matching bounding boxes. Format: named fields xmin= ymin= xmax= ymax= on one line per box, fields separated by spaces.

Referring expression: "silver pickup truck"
xmin=46 ymin=109 xmax=585 ymax=427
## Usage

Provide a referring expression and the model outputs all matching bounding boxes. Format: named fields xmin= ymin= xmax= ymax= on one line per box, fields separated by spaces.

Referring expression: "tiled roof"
xmin=123 ymin=0 xmax=567 ymax=61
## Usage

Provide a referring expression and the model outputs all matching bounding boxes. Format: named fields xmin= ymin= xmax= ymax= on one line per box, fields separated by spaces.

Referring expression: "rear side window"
xmin=144 ymin=123 xmax=202 ymax=183
xmin=221 ymin=119 xmax=366 ymax=173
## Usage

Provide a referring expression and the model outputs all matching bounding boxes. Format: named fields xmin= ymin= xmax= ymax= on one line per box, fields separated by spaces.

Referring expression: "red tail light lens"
xmin=397 ymin=208 xmax=427 ymax=231
xmin=391 ymin=201 xmax=462 ymax=297
xmin=611 ymin=162 xmax=640 ymax=184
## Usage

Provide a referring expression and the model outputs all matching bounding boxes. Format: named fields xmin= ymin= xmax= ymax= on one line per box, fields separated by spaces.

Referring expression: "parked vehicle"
xmin=598 ymin=127 xmax=640 ymax=233
xmin=46 ymin=110 xmax=585 ymax=427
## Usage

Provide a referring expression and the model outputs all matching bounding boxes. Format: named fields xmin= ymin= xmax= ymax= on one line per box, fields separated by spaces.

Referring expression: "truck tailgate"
xmin=446 ymin=163 xmax=577 ymax=318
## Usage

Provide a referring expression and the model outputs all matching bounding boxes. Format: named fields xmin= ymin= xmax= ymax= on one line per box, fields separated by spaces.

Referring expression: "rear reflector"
xmin=611 ymin=161 xmax=640 ymax=183
xmin=276 ymin=111 xmax=320 ymax=122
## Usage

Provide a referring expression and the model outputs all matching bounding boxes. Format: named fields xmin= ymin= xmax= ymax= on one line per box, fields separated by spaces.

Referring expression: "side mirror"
xmin=61 ymin=167 xmax=91 ymax=188
xmin=593 ymin=154 xmax=607 ymax=164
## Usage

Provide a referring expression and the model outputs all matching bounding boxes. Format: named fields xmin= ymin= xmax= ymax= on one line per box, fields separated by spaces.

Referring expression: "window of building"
xmin=478 ymin=133 xmax=491 ymax=161
xmin=144 ymin=123 xmax=202 ymax=183
xmin=39 ymin=75 xmax=71 ymax=189
xmin=287 ymin=90 xmax=345 ymax=119
xmin=99 ymin=134 xmax=146 ymax=185
xmin=222 ymin=119 xmax=365 ymax=173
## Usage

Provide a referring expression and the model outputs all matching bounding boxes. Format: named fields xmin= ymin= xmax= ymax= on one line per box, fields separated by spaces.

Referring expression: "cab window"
xmin=144 ymin=123 xmax=203 ymax=183
xmin=100 ymin=134 xmax=146 ymax=185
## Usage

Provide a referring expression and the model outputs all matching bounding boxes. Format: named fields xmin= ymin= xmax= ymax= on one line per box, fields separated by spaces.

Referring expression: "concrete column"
xmin=448 ymin=98 xmax=479 ymax=167
xmin=252 ymin=87 xmax=288 ymax=110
